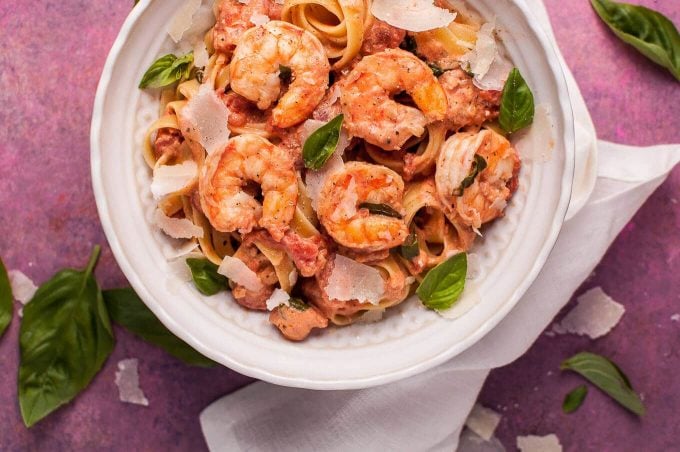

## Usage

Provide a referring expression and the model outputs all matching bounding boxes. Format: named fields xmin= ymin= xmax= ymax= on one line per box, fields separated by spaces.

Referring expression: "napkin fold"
xmin=200 ymin=1 xmax=680 ymax=450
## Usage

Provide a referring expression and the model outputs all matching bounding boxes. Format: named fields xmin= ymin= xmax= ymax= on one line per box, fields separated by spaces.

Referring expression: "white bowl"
xmin=91 ymin=0 xmax=574 ymax=389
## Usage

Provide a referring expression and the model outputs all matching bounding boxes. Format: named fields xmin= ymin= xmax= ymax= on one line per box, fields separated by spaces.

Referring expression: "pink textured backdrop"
xmin=0 ymin=1 xmax=678 ymax=450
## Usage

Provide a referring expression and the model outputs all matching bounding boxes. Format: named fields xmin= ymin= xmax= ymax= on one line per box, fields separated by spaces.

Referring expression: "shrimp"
xmin=339 ymin=48 xmax=448 ymax=151
xmin=229 ymin=21 xmax=331 ymax=128
xmin=269 ymin=303 xmax=328 ymax=341
xmin=213 ymin=0 xmax=283 ymax=53
xmin=317 ymin=162 xmax=409 ymax=252
xmin=435 ymin=129 xmax=520 ymax=230
xmin=199 ymin=134 xmax=298 ymax=241
xmin=360 ymin=18 xmax=406 ymax=55
xmin=439 ymin=69 xmax=501 ymax=131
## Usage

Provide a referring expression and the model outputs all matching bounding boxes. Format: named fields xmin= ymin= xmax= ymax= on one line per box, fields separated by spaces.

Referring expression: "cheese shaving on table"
xmin=265 ymin=288 xmax=291 ymax=311
xmin=182 ymin=84 xmax=231 ymax=155
xmin=218 ymin=255 xmax=263 ymax=292
xmin=151 ymin=160 xmax=198 ymax=200
xmin=551 ymin=286 xmax=625 ymax=339
xmin=115 ymin=359 xmax=149 ymax=407
xmin=153 ymin=209 xmax=204 ymax=239
xmin=464 ymin=403 xmax=502 ymax=441
xmin=325 ymin=255 xmax=385 ymax=305
xmin=371 ymin=0 xmax=456 ymax=33
xmin=8 ymin=270 xmax=37 ymax=304
xmin=516 ymin=434 xmax=563 ymax=452
xmin=167 ymin=0 xmax=202 ymax=43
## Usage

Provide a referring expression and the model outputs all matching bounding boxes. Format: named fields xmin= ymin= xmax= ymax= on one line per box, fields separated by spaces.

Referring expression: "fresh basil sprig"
xmin=499 ymin=68 xmax=535 ymax=134
xmin=0 ymin=257 xmax=12 ymax=339
xmin=18 ymin=246 xmax=114 ymax=427
xmin=453 ymin=154 xmax=487 ymax=197
xmin=591 ymin=0 xmax=680 ymax=81
xmin=139 ymin=52 xmax=194 ymax=89
xmin=400 ymin=232 xmax=420 ymax=260
xmin=561 ymin=352 xmax=645 ymax=416
xmin=303 ymin=114 xmax=344 ymax=170
xmin=417 ymin=253 xmax=467 ymax=311
xmin=104 ymin=288 xmax=215 ymax=368
xmin=186 ymin=258 xmax=228 ymax=296
xmin=358 ymin=202 xmax=403 ymax=219
xmin=562 ymin=385 xmax=588 ymax=413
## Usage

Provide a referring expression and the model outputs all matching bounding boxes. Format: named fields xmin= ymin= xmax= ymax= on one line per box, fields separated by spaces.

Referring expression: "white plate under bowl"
xmin=91 ymin=0 xmax=574 ymax=389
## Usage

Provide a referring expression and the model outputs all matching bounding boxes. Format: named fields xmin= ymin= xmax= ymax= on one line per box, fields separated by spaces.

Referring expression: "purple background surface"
xmin=0 ymin=0 xmax=678 ymax=450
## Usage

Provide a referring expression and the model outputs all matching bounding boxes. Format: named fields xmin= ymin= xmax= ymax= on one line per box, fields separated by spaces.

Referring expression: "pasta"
xmin=139 ymin=0 xmax=522 ymax=341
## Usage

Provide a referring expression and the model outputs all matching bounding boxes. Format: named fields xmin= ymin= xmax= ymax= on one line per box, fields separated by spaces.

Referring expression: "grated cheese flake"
xmin=517 ymin=434 xmax=563 ymax=452
xmin=8 ymin=270 xmax=37 ymax=305
xmin=552 ymin=286 xmax=625 ymax=339
xmin=115 ymin=358 xmax=149 ymax=406
xmin=250 ymin=13 xmax=270 ymax=26
xmin=153 ymin=209 xmax=204 ymax=239
xmin=167 ymin=0 xmax=202 ymax=43
xmin=306 ymin=151 xmax=345 ymax=211
xmin=151 ymin=160 xmax=198 ymax=200
xmin=371 ymin=0 xmax=456 ymax=33
xmin=182 ymin=84 xmax=231 ymax=155
xmin=325 ymin=255 xmax=385 ymax=305
xmin=465 ymin=403 xmax=502 ymax=441
xmin=218 ymin=255 xmax=263 ymax=292
xmin=265 ymin=288 xmax=291 ymax=311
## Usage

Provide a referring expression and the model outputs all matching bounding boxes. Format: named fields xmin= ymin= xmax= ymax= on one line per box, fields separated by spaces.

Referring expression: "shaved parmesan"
xmin=182 ymin=84 xmax=231 ymax=155
xmin=193 ymin=41 xmax=210 ymax=68
xmin=371 ymin=0 xmax=456 ymax=33
xmin=552 ymin=287 xmax=625 ymax=339
xmin=306 ymin=150 xmax=345 ymax=210
xmin=250 ymin=13 xmax=270 ymax=26
xmin=151 ymin=160 xmax=198 ymax=200
xmin=325 ymin=255 xmax=385 ymax=305
xmin=517 ymin=434 xmax=562 ymax=452
xmin=461 ymin=20 xmax=512 ymax=91
xmin=356 ymin=309 xmax=385 ymax=324
xmin=153 ymin=209 xmax=204 ymax=239
xmin=465 ymin=403 xmax=502 ymax=441
xmin=266 ymin=288 xmax=291 ymax=311
xmin=167 ymin=0 xmax=201 ymax=43
xmin=458 ymin=429 xmax=505 ymax=452
xmin=115 ymin=359 xmax=149 ymax=406
xmin=330 ymin=177 xmax=358 ymax=222
xmin=166 ymin=241 xmax=200 ymax=260
xmin=218 ymin=255 xmax=263 ymax=292
xmin=8 ymin=270 xmax=37 ymax=304
xmin=288 ymin=268 xmax=299 ymax=287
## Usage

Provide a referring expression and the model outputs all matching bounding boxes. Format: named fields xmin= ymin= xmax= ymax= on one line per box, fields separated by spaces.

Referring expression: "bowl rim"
xmin=91 ymin=0 xmax=575 ymax=389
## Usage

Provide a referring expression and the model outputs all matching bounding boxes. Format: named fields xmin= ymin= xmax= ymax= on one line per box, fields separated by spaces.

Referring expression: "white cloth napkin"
xmin=200 ymin=1 xmax=680 ymax=450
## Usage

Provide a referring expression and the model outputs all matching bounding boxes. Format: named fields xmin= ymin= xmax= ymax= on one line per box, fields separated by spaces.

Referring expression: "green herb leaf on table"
xmin=18 ymin=246 xmax=114 ymax=427
xmin=417 ymin=253 xmax=467 ymax=311
xmin=358 ymin=202 xmax=403 ymax=219
xmin=186 ymin=258 xmax=228 ymax=296
xmin=453 ymin=154 xmax=487 ymax=197
xmin=562 ymin=385 xmax=588 ymax=413
xmin=104 ymin=288 xmax=216 ymax=367
xmin=0 ymin=257 xmax=12 ymax=339
xmin=400 ymin=232 xmax=420 ymax=260
xmin=499 ymin=68 xmax=535 ymax=134
xmin=560 ymin=351 xmax=645 ymax=416
xmin=591 ymin=0 xmax=680 ymax=81
xmin=139 ymin=52 xmax=194 ymax=89
xmin=302 ymin=114 xmax=344 ymax=170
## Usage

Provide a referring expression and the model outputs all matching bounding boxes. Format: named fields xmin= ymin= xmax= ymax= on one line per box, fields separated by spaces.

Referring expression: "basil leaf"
xmin=358 ymin=202 xmax=403 ymax=219
xmin=560 ymin=352 xmax=645 ymax=416
xmin=400 ymin=232 xmax=420 ymax=260
xmin=417 ymin=253 xmax=467 ymax=311
xmin=562 ymin=385 xmax=588 ymax=413
xmin=104 ymin=288 xmax=216 ymax=368
xmin=139 ymin=52 xmax=194 ymax=89
xmin=19 ymin=246 xmax=114 ymax=427
xmin=186 ymin=258 xmax=228 ymax=296
xmin=0 ymin=257 xmax=12 ymax=339
xmin=289 ymin=298 xmax=309 ymax=311
xmin=499 ymin=68 xmax=535 ymax=134
xmin=303 ymin=114 xmax=344 ymax=170
xmin=591 ymin=0 xmax=680 ymax=81
xmin=279 ymin=64 xmax=293 ymax=83
xmin=428 ymin=62 xmax=447 ymax=77
xmin=453 ymin=154 xmax=487 ymax=196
